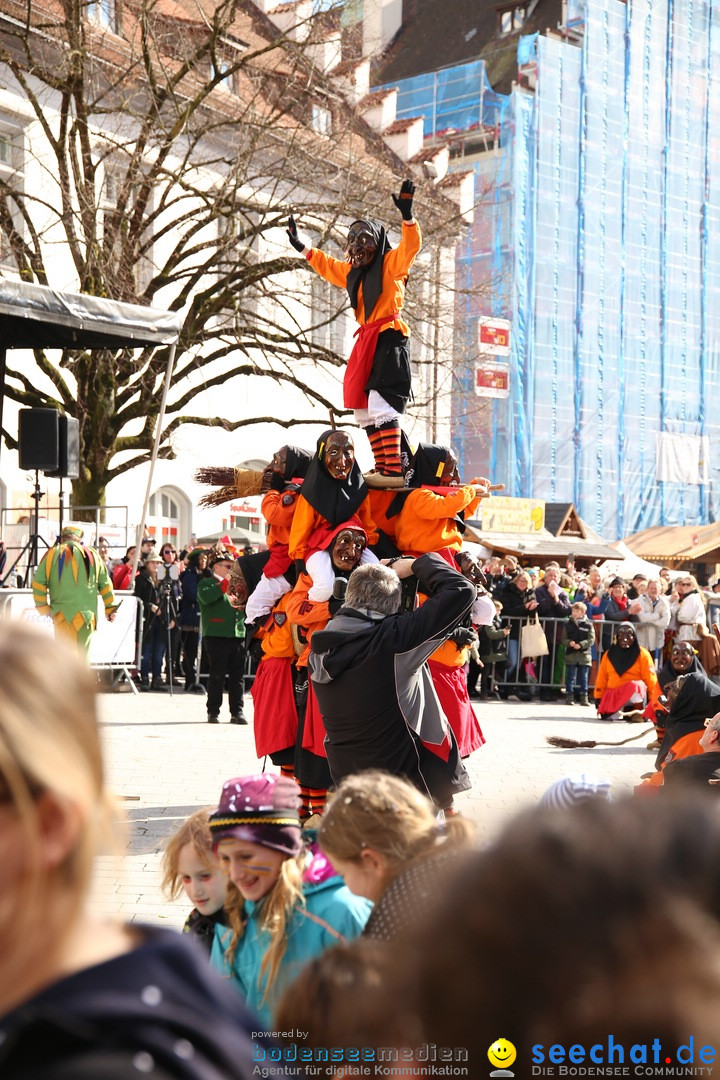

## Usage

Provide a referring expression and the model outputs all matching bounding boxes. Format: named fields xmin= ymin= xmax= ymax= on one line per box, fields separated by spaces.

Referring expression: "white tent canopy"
xmin=599 ymin=541 xmax=682 ymax=581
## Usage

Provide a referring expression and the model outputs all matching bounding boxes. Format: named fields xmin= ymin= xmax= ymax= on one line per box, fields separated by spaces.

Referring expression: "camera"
xmin=156 ymin=561 xmax=180 ymax=583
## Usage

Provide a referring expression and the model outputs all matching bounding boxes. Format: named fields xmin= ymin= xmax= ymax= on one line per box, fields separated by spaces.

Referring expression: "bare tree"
xmin=0 ymin=0 xmax=470 ymax=509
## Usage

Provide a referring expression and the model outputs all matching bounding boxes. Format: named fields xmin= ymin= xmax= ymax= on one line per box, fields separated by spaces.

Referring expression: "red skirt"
xmin=596 ymin=679 xmax=647 ymax=716
xmin=302 ymin=680 xmax=328 ymax=758
xmin=428 ymin=660 xmax=485 ymax=758
xmin=251 ymin=657 xmax=298 ymax=757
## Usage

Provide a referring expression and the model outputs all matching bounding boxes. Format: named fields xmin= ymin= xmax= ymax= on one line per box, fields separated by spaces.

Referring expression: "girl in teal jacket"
xmin=209 ymin=774 xmax=370 ymax=1025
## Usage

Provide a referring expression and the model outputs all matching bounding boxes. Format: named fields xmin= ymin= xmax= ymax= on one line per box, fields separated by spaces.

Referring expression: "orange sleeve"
xmin=594 ymin=653 xmax=610 ymax=699
xmin=384 ymin=221 xmax=422 ymax=278
xmin=357 ymin=496 xmax=379 ymax=548
xmin=306 ymin=249 xmax=351 ymax=290
xmin=261 ymin=490 xmax=297 ymax=528
xmin=410 ymin=487 xmax=478 ymax=521
xmin=285 ymin=573 xmax=332 ymax=667
xmin=640 ymin=648 xmax=661 ymax=705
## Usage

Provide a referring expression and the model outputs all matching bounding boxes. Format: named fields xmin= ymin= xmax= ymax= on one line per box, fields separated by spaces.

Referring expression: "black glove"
xmin=268 ymin=471 xmax=285 ymax=492
xmin=448 ymin=626 xmax=478 ymax=650
xmin=287 ymin=216 xmax=305 ymax=253
xmin=392 ymin=178 xmax=415 ymax=222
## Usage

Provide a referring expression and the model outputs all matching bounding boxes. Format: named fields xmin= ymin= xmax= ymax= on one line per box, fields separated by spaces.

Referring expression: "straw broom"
xmin=195 ymin=465 xmax=266 ymax=508
xmin=547 ymin=728 xmax=654 ymax=749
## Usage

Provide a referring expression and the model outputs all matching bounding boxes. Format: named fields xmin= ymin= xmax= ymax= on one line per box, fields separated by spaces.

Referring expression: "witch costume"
xmin=244 ymin=445 xmax=312 ymax=624
xmin=287 ymin=430 xmax=378 ymax=602
xmin=593 ymin=622 xmax=660 ymax=719
xmin=288 ymin=182 xmax=421 ymax=479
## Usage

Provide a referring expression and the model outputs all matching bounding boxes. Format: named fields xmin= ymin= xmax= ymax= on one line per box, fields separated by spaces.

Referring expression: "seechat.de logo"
xmin=488 ymin=1038 xmax=517 ymax=1077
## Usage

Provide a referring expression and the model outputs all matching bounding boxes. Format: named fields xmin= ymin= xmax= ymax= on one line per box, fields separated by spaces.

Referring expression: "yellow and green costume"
xmin=32 ymin=539 xmax=115 ymax=654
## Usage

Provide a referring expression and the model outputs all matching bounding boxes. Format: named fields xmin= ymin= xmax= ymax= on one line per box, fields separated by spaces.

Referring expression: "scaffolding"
xmin=377 ymin=0 xmax=720 ymax=538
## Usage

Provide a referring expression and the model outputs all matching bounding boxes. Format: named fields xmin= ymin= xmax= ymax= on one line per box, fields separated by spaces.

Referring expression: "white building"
xmin=0 ymin=0 xmax=472 ymax=570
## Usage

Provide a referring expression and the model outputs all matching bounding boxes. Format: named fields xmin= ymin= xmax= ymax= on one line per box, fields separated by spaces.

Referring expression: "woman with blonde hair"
xmin=209 ymin=773 xmax=370 ymax=1024
xmin=317 ymin=770 xmax=475 ymax=940
xmin=0 ymin=621 xmax=298 ymax=1079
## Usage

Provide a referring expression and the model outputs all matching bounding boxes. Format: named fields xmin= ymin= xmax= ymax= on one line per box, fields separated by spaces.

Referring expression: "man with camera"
xmin=308 ymin=552 xmax=474 ymax=812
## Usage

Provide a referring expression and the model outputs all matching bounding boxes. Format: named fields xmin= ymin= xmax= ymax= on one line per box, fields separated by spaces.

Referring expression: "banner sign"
xmin=481 ymin=496 xmax=545 ymax=533
xmin=0 ymin=591 xmax=140 ymax=666
xmin=478 ymin=317 xmax=511 ymax=356
xmin=476 ymin=362 xmax=510 ymax=399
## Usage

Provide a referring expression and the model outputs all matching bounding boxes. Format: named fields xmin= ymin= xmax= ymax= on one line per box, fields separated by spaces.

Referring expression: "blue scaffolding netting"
xmin=375 ymin=0 xmax=720 ymax=538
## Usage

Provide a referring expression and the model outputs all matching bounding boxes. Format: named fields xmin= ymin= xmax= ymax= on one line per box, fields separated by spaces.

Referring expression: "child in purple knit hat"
xmin=208 ymin=774 xmax=371 ymax=1025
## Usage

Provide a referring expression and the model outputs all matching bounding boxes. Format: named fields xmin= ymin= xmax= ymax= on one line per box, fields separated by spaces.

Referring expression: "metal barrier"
xmin=494 ymin=614 xmax=612 ymax=694
xmin=0 ymin=589 xmax=143 ymax=691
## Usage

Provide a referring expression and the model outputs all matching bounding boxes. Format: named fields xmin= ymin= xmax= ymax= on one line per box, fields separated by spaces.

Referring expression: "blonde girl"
xmin=317 ymin=770 xmax=475 ymax=940
xmin=208 ymin=773 xmax=371 ymax=1024
xmin=162 ymin=808 xmax=228 ymax=952
xmin=0 ymin=621 xmax=282 ymax=1079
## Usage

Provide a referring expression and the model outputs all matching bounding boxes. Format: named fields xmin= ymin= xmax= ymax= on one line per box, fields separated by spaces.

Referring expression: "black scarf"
xmin=656 ymin=671 xmax=720 ymax=769
xmin=283 ymin=445 xmax=312 ymax=481
xmin=346 ymin=219 xmax=392 ymax=321
xmin=388 ymin=443 xmax=465 ymax=534
xmin=606 ymin=622 xmax=641 ymax=678
xmin=299 ymin=429 xmax=367 ymax=528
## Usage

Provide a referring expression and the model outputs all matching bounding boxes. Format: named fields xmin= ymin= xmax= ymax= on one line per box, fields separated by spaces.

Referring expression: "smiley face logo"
xmin=488 ymin=1038 xmax=517 ymax=1073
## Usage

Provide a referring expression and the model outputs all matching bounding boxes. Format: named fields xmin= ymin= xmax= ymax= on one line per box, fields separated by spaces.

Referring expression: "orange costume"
xmin=306 ymin=221 xmax=421 ymax=411
xmin=251 ymin=593 xmax=298 ymax=760
xmin=594 ymin=648 xmax=660 ymax=707
xmin=288 ymin=495 xmax=378 ymax=563
xmin=427 ymin=634 xmax=485 ymax=759
xmin=395 ymin=486 xmax=483 ymax=557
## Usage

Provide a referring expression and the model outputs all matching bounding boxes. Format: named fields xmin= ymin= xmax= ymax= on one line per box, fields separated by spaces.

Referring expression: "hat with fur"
xmin=209 ymin=774 xmax=303 ymax=857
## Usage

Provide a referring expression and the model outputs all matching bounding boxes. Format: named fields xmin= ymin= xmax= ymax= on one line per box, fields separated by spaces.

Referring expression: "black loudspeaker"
xmin=18 ymin=408 xmax=59 ymax=472
xmin=47 ymin=414 xmax=80 ymax=480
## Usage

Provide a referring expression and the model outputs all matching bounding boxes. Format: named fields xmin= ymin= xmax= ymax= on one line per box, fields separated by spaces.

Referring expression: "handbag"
xmin=520 ymin=614 xmax=549 ymax=659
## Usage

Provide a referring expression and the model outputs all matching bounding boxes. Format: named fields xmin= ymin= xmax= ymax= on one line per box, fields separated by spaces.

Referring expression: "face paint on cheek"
xmin=243 ymin=863 xmax=276 ymax=875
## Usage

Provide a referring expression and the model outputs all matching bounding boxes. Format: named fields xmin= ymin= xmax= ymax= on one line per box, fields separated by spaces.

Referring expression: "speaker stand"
xmin=1 ymin=471 xmax=51 ymax=587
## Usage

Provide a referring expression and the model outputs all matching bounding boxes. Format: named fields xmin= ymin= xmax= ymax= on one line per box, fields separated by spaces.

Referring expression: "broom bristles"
xmin=547 ymin=727 xmax=654 ymax=750
xmin=194 ymin=466 xmax=236 ymax=487
xmin=546 ymin=736 xmax=599 ymax=749
xmin=198 ymin=485 xmax=236 ymax=509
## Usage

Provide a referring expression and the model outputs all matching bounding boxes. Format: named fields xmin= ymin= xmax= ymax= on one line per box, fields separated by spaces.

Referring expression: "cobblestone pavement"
xmin=90 ymin=682 xmax=657 ymax=928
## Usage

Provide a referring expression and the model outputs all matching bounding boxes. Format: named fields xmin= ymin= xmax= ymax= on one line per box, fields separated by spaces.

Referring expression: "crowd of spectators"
xmin=474 ymin=556 xmax=720 ymax=704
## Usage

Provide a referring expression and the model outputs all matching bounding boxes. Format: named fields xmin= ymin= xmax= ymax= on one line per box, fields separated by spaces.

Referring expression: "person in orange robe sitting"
xmin=287 ymin=180 xmax=420 ymax=481
xmin=288 ymin=429 xmax=378 ymax=603
xmin=594 ymin=623 xmax=660 ymax=721
xmin=390 ymin=444 xmax=489 ymax=565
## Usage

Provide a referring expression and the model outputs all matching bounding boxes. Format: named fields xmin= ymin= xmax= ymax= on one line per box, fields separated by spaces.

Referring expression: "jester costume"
xmin=32 ymin=527 xmax=115 ymax=654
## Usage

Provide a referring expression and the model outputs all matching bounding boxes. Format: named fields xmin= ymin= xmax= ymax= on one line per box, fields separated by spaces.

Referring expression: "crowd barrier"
xmin=0 ymin=589 xmax=143 ymax=691
xmin=493 ymin=614 xmax=614 ymax=693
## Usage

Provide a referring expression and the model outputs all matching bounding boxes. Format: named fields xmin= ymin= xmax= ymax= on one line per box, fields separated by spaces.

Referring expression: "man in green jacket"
xmin=32 ymin=525 xmax=116 ymax=655
xmin=198 ymin=550 xmax=247 ymax=724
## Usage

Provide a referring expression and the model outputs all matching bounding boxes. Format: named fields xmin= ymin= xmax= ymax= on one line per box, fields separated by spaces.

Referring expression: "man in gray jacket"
xmin=309 ymin=552 xmax=474 ymax=811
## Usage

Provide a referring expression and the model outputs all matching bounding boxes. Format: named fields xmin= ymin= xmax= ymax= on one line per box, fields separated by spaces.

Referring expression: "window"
xmin=101 ymin=165 xmax=154 ymax=295
xmin=311 ymin=105 xmax=332 ymax=136
xmin=311 ymin=271 xmax=349 ymax=355
xmin=148 ymin=487 xmax=191 ymax=550
xmin=0 ymin=123 xmax=24 ymax=268
xmin=499 ymin=6 xmax=525 ymax=34
xmin=88 ymin=0 xmax=116 ymax=30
